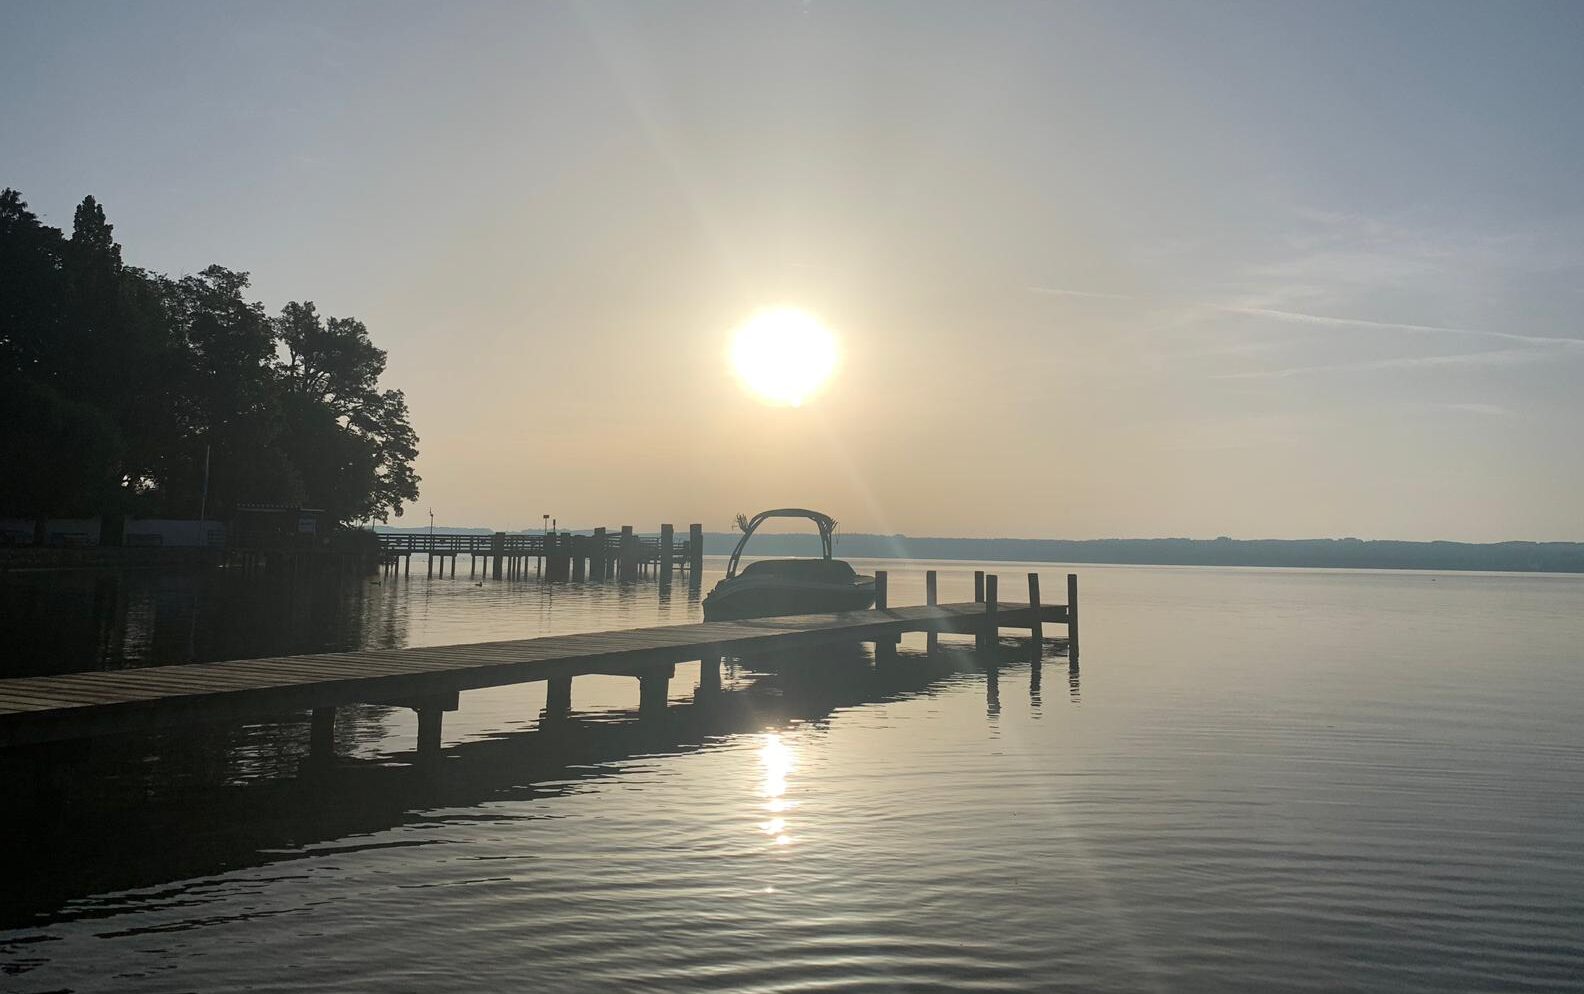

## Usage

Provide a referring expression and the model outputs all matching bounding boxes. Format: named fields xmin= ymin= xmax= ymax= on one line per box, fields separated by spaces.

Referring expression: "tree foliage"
xmin=0 ymin=189 xmax=420 ymax=525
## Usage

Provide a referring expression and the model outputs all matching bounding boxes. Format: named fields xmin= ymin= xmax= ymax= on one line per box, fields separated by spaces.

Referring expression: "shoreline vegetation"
xmin=377 ymin=526 xmax=1584 ymax=573
xmin=0 ymin=190 xmax=420 ymax=538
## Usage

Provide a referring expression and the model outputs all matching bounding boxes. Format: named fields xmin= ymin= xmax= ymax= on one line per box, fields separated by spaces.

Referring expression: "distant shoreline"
xmin=373 ymin=527 xmax=1584 ymax=574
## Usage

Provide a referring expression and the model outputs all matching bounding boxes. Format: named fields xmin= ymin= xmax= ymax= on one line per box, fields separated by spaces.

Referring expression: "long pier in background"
xmin=0 ymin=571 xmax=1077 ymax=755
xmin=377 ymin=522 xmax=706 ymax=582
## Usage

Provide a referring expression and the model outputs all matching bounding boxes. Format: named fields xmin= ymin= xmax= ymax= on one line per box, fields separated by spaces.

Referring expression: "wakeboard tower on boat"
xmin=701 ymin=508 xmax=877 ymax=621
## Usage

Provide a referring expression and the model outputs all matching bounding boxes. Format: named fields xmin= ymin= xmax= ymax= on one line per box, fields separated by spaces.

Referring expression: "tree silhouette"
xmin=0 ymin=189 xmax=420 ymax=534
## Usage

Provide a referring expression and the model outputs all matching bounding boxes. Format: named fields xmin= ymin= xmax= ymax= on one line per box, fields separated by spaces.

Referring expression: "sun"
xmin=730 ymin=307 xmax=839 ymax=407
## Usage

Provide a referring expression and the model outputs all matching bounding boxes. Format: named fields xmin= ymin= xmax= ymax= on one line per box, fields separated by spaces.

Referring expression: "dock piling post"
xmin=591 ymin=527 xmax=606 ymax=580
xmin=974 ymin=570 xmax=985 ymax=602
xmin=980 ymin=574 xmax=999 ymax=652
xmin=689 ymin=523 xmax=704 ymax=574
xmin=545 ymin=675 xmax=572 ymax=720
xmin=697 ymin=655 xmax=720 ymax=695
xmin=660 ymin=523 xmax=674 ymax=576
xmin=873 ymin=570 xmax=895 ymax=664
xmin=619 ymin=525 xmax=637 ymax=581
xmin=1067 ymin=573 xmax=1080 ymax=661
xmin=491 ymin=532 xmax=505 ymax=580
xmin=1027 ymin=572 xmax=1042 ymax=661
xmin=416 ymin=706 xmax=443 ymax=759
xmin=638 ymin=666 xmax=672 ymax=718
xmin=925 ymin=570 xmax=939 ymax=655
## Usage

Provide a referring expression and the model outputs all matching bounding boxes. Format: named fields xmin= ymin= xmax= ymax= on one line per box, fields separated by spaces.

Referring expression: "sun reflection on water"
xmin=759 ymin=733 xmax=797 ymax=847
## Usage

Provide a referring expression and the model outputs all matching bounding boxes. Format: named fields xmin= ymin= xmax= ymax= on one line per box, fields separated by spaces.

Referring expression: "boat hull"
xmin=702 ymin=576 xmax=876 ymax=621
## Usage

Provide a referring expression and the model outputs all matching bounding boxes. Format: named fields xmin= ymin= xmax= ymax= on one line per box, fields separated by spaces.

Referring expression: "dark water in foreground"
xmin=2 ymin=560 xmax=1581 ymax=992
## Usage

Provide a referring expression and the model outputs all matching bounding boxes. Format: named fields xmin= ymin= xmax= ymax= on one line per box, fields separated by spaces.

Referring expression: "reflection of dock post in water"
xmin=309 ymin=706 xmax=336 ymax=764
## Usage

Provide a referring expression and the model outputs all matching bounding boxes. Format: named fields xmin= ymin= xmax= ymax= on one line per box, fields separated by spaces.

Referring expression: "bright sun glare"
xmin=730 ymin=308 xmax=839 ymax=407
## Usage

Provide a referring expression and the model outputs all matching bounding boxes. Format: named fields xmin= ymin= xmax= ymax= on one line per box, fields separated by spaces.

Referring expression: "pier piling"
xmin=1027 ymin=572 xmax=1042 ymax=660
xmin=1067 ymin=572 xmax=1080 ymax=661
xmin=545 ymin=675 xmax=572 ymax=720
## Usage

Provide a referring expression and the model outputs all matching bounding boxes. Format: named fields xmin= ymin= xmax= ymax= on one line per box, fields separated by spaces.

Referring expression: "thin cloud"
xmin=1026 ymin=285 xmax=1136 ymax=300
xmin=1427 ymin=402 xmax=1513 ymax=417
xmin=1215 ymin=348 xmax=1545 ymax=380
xmin=1219 ymin=304 xmax=1584 ymax=350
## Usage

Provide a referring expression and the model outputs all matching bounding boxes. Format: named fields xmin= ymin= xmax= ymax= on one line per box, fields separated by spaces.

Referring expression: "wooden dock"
xmin=0 ymin=570 xmax=1077 ymax=758
xmin=378 ymin=523 xmax=706 ymax=581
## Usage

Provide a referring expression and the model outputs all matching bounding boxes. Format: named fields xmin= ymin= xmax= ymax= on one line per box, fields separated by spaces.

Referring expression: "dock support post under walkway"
xmin=546 ymin=675 xmax=572 ymax=720
xmin=638 ymin=666 xmax=673 ymax=718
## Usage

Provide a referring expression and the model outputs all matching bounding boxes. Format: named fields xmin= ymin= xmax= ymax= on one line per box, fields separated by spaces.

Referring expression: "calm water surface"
xmin=1 ymin=559 xmax=1581 ymax=992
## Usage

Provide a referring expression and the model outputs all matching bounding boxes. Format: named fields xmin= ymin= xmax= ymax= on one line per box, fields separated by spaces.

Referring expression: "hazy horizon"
xmin=7 ymin=1 xmax=1583 ymax=542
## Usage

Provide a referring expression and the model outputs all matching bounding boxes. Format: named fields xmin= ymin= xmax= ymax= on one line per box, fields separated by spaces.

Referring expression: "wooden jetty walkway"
xmin=378 ymin=522 xmax=705 ymax=581
xmin=0 ymin=570 xmax=1077 ymax=759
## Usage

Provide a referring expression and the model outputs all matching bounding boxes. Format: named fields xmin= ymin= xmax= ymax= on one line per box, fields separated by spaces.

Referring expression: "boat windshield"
xmin=726 ymin=508 xmax=838 ymax=577
xmin=738 ymin=558 xmax=856 ymax=580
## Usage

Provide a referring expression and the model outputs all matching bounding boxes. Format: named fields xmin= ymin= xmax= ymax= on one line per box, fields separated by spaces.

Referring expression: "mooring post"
xmin=590 ymin=526 xmax=606 ymax=580
xmin=619 ymin=525 xmax=637 ymax=581
xmin=873 ymin=570 xmax=896 ymax=664
xmin=491 ymin=531 xmax=505 ymax=580
xmin=925 ymin=569 xmax=939 ymax=654
xmin=572 ymin=536 xmax=586 ymax=581
xmin=1067 ymin=572 xmax=1080 ymax=661
xmin=545 ymin=675 xmax=572 ymax=720
xmin=660 ymin=523 xmax=674 ymax=576
xmin=1027 ymin=572 xmax=1042 ymax=661
xmin=416 ymin=706 xmax=443 ymax=759
xmin=697 ymin=655 xmax=721 ymax=695
xmin=689 ymin=523 xmax=704 ymax=574
xmin=638 ymin=666 xmax=672 ymax=718
xmin=974 ymin=570 xmax=985 ymax=602
xmin=980 ymin=573 xmax=999 ymax=652
xmin=309 ymin=706 xmax=336 ymax=762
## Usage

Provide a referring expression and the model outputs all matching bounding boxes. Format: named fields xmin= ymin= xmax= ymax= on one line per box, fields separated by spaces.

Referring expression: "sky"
xmin=4 ymin=1 xmax=1583 ymax=541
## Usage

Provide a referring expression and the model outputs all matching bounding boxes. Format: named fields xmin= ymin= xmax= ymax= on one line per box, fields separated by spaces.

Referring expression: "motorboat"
xmin=702 ymin=508 xmax=876 ymax=621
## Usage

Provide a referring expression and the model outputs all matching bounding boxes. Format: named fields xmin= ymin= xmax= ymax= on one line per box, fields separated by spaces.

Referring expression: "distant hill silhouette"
xmin=374 ymin=526 xmax=1584 ymax=573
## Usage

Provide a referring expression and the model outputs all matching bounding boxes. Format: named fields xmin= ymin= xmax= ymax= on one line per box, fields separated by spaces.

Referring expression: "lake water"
xmin=2 ymin=559 xmax=1581 ymax=992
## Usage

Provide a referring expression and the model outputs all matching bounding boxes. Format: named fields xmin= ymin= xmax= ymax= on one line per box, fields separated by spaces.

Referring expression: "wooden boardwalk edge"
xmin=0 ymin=601 xmax=1071 ymax=748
